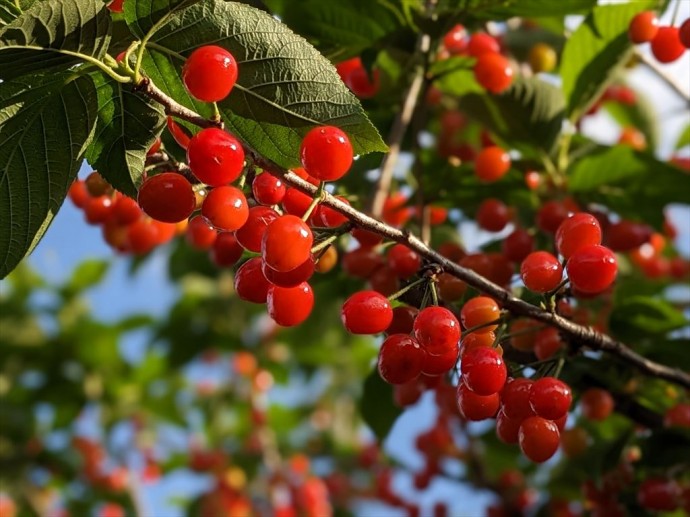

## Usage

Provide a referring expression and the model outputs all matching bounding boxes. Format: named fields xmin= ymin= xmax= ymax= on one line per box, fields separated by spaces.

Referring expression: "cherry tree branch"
xmin=133 ymin=79 xmax=690 ymax=391
xmin=636 ymin=50 xmax=690 ymax=104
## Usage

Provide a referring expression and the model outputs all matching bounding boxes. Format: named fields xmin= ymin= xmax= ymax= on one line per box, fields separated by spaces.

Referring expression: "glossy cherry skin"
xmin=502 ymin=228 xmax=535 ymax=263
xmin=467 ymin=33 xmax=500 ymax=57
xmin=341 ymin=290 xmax=393 ymax=335
xmin=413 ymin=306 xmax=461 ymax=356
xmin=496 ymin=409 xmax=522 ymax=444
xmin=201 ymin=185 xmax=249 ymax=231
xmin=534 ymin=327 xmax=563 ymax=360
xmin=182 ymin=45 xmax=238 ymax=102
xmin=474 ymin=146 xmax=511 ymax=182
xmin=680 ymin=18 xmax=690 ymax=48
xmin=519 ymin=416 xmax=560 ymax=463
xmin=137 ymin=172 xmax=196 ymax=223
xmin=556 ymin=212 xmax=602 ymax=259
xmin=566 ymin=244 xmax=617 ymax=294
xmin=68 ymin=180 xmax=90 ymax=208
xmin=501 ymin=377 xmax=535 ymax=421
xmin=262 ymin=256 xmax=315 ymax=288
xmin=337 ymin=57 xmax=380 ymax=98
xmin=112 ymin=194 xmax=142 ymax=225
xmin=460 ymin=297 xmax=500 ymax=333
xmin=187 ymin=128 xmax=245 ymax=186
xmin=476 ymin=198 xmax=510 ymax=232
xmin=520 ymin=251 xmax=563 ymax=293
xmin=235 ymin=206 xmax=279 ymax=252
xmin=474 ymin=53 xmax=514 ymax=94
xmin=456 ymin=381 xmax=500 ymax=421
xmin=387 ymin=244 xmax=421 ymax=279
xmin=299 ymin=126 xmax=353 ymax=182
xmin=443 ymin=24 xmax=468 ymax=54
xmin=651 ymin=27 xmax=686 ymax=63
xmin=580 ymin=387 xmax=614 ymax=421
xmin=186 ymin=215 xmax=217 ymax=250
xmin=536 ymin=201 xmax=571 ymax=234
xmin=210 ymin=232 xmax=243 ymax=267
xmin=252 ymin=172 xmax=286 ymax=206
xmin=628 ymin=11 xmax=659 ymax=43
xmin=319 ymin=196 xmax=350 ymax=227
xmin=460 ymin=347 xmax=507 ymax=395
xmin=234 ymin=258 xmax=271 ymax=303
xmin=167 ymin=117 xmax=191 ymax=150
xmin=261 ymin=215 xmax=313 ymax=273
xmin=529 ymin=377 xmax=572 ymax=420
xmin=386 ymin=306 xmax=419 ymax=335
xmin=421 ymin=343 xmax=459 ymax=376
xmin=377 ymin=334 xmax=425 ymax=385
xmin=267 ymin=282 xmax=314 ymax=327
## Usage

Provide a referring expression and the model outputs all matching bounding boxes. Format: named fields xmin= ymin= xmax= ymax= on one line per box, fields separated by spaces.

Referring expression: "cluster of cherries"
xmin=629 ymin=10 xmax=690 ymax=63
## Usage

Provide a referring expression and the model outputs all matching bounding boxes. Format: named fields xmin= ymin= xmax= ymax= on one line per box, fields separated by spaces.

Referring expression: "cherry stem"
xmin=510 ymin=357 xmax=559 ymax=374
xmin=388 ymin=277 xmax=427 ymax=302
xmin=462 ymin=317 xmax=504 ymax=336
xmin=671 ymin=0 xmax=681 ymax=26
xmin=430 ymin=279 xmax=439 ymax=306
xmin=311 ymin=233 xmax=339 ymax=254
xmin=302 ymin=181 xmax=325 ymax=222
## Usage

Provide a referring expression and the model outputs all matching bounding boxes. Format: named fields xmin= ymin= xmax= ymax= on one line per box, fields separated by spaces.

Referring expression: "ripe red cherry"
xmin=182 ymin=45 xmax=238 ymax=102
xmin=341 ymin=290 xmax=393 ymax=335
xmin=300 ymin=126 xmax=353 ymax=181
xmin=651 ymin=26 xmax=686 ymax=63
xmin=421 ymin=343 xmax=459 ymax=376
xmin=108 ymin=0 xmax=124 ymax=13
xmin=68 ymin=180 xmax=90 ymax=208
xmin=474 ymin=146 xmax=511 ymax=182
xmin=387 ymin=244 xmax=421 ymax=279
xmin=267 ymin=282 xmax=314 ymax=327
xmin=680 ymin=18 xmax=690 ymax=48
xmin=628 ymin=11 xmax=659 ymax=43
xmin=413 ymin=306 xmax=461 ymax=355
xmin=262 ymin=256 xmax=315 ymax=288
xmin=664 ymin=403 xmax=690 ymax=428
xmin=252 ymin=172 xmax=286 ymax=206
xmin=474 ymin=53 xmax=514 ymax=94
xmin=638 ymin=478 xmax=680 ymax=512
xmin=234 ymin=258 xmax=271 ymax=303
xmin=377 ymin=334 xmax=425 ymax=385
xmin=460 ymin=297 xmax=500 ymax=333
xmin=467 ymin=33 xmax=500 ymax=57
xmin=186 ymin=215 xmax=217 ymax=250
xmin=476 ymin=198 xmax=510 ymax=232
xmin=137 ymin=172 xmax=195 ymax=223
xmin=502 ymin=228 xmax=534 ymax=263
xmin=443 ymin=24 xmax=468 ymax=54
xmin=606 ymin=220 xmax=652 ymax=251
xmin=556 ymin=212 xmax=602 ymax=259
xmin=337 ymin=57 xmax=380 ymax=98
xmin=281 ymin=188 xmax=314 ymax=218
xmin=501 ymin=377 xmax=535 ymax=421
xmin=319 ymin=196 xmax=350 ymax=227
xmin=536 ymin=200 xmax=571 ymax=234
xmin=201 ymin=185 xmax=248 ymax=231
xmin=342 ymin=247 xmax=384 ymax=279
xmin=518 ymin=416 xmax=560 ymax=463
xmin=386 ymin=306 xmax=419 ymax=335
xmin=235 ymin=206 xmax=279 ymax=252
xmin=210 ymin=232 xmax=243 ymax=267
xmin=529 ymin=377 xmax=572 ymax=420
xmin=456 ymin=381 xmax=500 ymax=421
xmin=496 ymin=409 xmax=522 ymax=444
xmin=167 ymin=116 xmax=191 ymax=150
xmin=520 ymin=251 xmax=563 ymax=293
xmin=534 ymin=327 xmax=563 ymax=360
xmin=460 ymin=347 xmax=507 ymax=395
xmin=580 ymin=387 xmax=614 ymax=421
xmin=112 ymin=194 xmax=142 ymax=225
xmin=261 ymin=215 xmax=313 ymax=273
xmin=566 ymin=244 xmax=617 ymax=294
xmin=187 ymin=128 xmax=245 ymax=186
xmin=83 ymin=195 xmax=114 ymax=225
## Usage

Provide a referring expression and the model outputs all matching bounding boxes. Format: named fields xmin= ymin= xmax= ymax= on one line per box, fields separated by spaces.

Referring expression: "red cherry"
xmin=187 ymin=128 xmax=245 ymax=186
xmin=342 ymin=59 xmax=380 ymax=98
xmin=166 ymin=117 xmax=191 ymax=150
xmin=496 ymin=409 xmax=522 ymax=444
xmin=534 ymin=327 xmax=563 ymax=360
xmin=566 ymin=244 xmax=617 ymax=294
xmin=638 ymin=478 xmax=680 ymax=512
xmin=108 ymin=0 xmax=124 ymax=13
xmin=341 ymin=290 xmax=393 ymax=335
xmin=456 ymin=381 xmax=500 ymax=421
xmin=112 ymin=194 xmax=142 ymax=225
xmin=146 ymin=137 xmax=162 ymax=156
xmin=84 ymin=195 xmax=114 ymax=225
xmin=476 ymin=198 xmax=510 ymax=232
xmin=186 ymin=215 xmax=217 ymax=249
xmin=680 ymin=18 xmax=690 ymax=48
xmin=210 ymin=232 xmax=243 ymax=267
xmin=252 ymin=172 xmax=286 ymax=206
xmin=387 ymin=244 xmax=421 ymax=278
xmin=267 ymin=282 xmax=314 ymax=326
xmin=580 ymin=387 xmax=615 ymax=421
xmin=318 ymin=196 xmax=350 ymax=227
xmin=536 ymin=201 xmax=571 ymax=234
xmin=606 ymin=220 xmax=652 ymax=251
xmin=413 ymin=306 xmax=461 ymax=355
xmin=467 ymin=33 xmax=500 ymax=57
xmin=261 ymin=215 xmax=313 ymax=272
xmin=651 ymin=26 xmax=686 ymax=63
xmin=474 ymin=53 xmax=514 ymax=94
xmin=352 ymin=227 xmax=383 ymax=247
xmin=201 ymin=185 xmax=248 ymax=231
xmin=137 ymin=172 xmax=195 ymax=224
xmin=628 ymin=11 xmax=659 ymax=43
xmin=377 ymin=334 xmax=425 ymax=385
xmin=262 ymin=257 xmax=315 ymax=288
xmin=300 ymin=126 xmax=353 ymax=181
xmin=501 ymin=377 xmax=535 ymax=421
xmin=127 ymin=219 xmax=159 ymax=254
xmin=421 ymin=343 xmax=459 ymax=376
xmin=443 ymin=24 xmax=468 ymax=54
xmin=342 ymin=247 xmax=384 ymax=279
xmin=518 ymin=416 xmax=560 ymax=463
xmin=556 ymin=212 xmax=602 ymax=259
xmin=474 ymin=146 xmax=511 ymax=182
xmin=529 ymin=377 xmax=572 ymax=420
xmin=461 ymin=347 xmax=507 ymax=395
xmin=502 ymin=228 xmax=535 ymax=263
xmin=235 ymin=206 xmax=279 ymax=252
xmin=368 ymin=266 xmax=399 ymax=296
xmin=459 ymin=331 xmax=495 ymax=355
xmin=664 ymin=403 xmax=690 ymax=428
xmin=68 ymin=180 xmax=90 ymax=208
xmin=234 ymin=258 xmax=271 ymax=303
xmin=460 ymin=297 xmax=500 ymax=333
xmin=182 ymin=45 xmax=238 ymax=102
xmin=520 ymin=251 xmax=563 ymax=293
xmin=386 ymin=306 xmax=419 ymax=335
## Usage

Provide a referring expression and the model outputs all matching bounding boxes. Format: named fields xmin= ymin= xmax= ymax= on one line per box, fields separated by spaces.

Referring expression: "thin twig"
xmin=636 ymin=50 xmax=690 ymax=104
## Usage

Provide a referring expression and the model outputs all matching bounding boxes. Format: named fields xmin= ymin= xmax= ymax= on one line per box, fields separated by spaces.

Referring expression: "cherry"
xmin=638 ymin=478 xmax=680 ymax=512
xmin=508 ymin=319 xmax=540 ymax=352
xmin=501 ymin=377 xmax=535 ymax=421
xmin=474 ymin=53 xmax=514 ymax=94
xmin=337 ymin=57 xmax=380 ymax=98
xmin=182 ymin=45 xmax=238 ymax=102
xmin=536 ymin=201 xmax=571 ymax=234
xmin=443 ymin=24 xmax=468 ymax=54
xmin=618 ymin=126 xmax=646 ymax=150
xmin=386 ymin=306 xmax=419 ymax=335
xmin=187 ymin=128 xmax=245 ymax=186
xmin=474 ymin=146 xmax=511 ymax=182
xmin=235 ymin=206 xmax=279 ymax=252
xmin=520 ymin=251 xmax=563 ymax=293
xmin=664 ymin=403 xmax=690 ymax=428
xmin=413 ymin=306 xmax=461 ymax=355
xmin=103 ymin=220 xmax=130 ymax=251
xmin=606 ymin=220 xmax=652 ymax=251
xmin=456 ymin=381 xmax=500 ymax=421
xmin=186 ymin=215 xmax=217 ymax=250
xmin=496 ymin=409 xmax=522 ymax=444
xmin=262 ymin=257 xmax=315 ymax=288
xmin=377 ymin=334 xmax=425 ymax=384
xmin=201 ymin=185 xmax=248 ymax=231
xmin=108 ymin=0 xmax=124 ymax=13
xmin=580 ymin=387 xmax=614 ymax=421
xmin=460 ymin=347 xmax=507 ymax=395
xmin=137 ymin=172 xmax=195 ymax=224
xmin=68 ymin=180 xmax=90 ymax=208
xmin=560 ymin=427 xmax=589 ymax=458
xmin=85 ymin=171 xmax=111 ymax=197
xmin=267 ymin=282 xmax=314 ymax=327
xmin=681 ymin=18 xmax=690 ymax=48
xmin=127 ymin=219 xmax=159 ymax=254
xmin=476 ymin=198 xmax=510 ymax=232
xmin=252 ymin=172 xmax=286 ymax=205
xmin=300 ymin=126 xmax=353 ymax=182
xmin=459 ymin=331 xmax=495 ymax=355
xmin=460 ymin=297 xmax=500 ymax=333
xmin=518 ymin=416 xmax=560 ymax=463
xmin=341 ymin=290 xmax=393 ymax=335
xmin=421 ymin=343 xmax=459 ymax=376
xmin=382 ymin=193 xmax=412 ymax=227
xmin=528 ymin=43 xmax=557 ymax=73
xmin=147 ymin=137 xmax=162 ymax=156
xmin=261 ymin=215 xmax=313 ymax=272
xmin=234 ymin=258 xmax=271 ymax=303
xmin=112 ymin=194 xmax=142 ymax=225
xmin=502 ymin=228 xmax=534 ymax=263
xmin=467 ymin=33 xmax=500 ymax=57
xmin=628 ymin=11 xmax=659 ymax=44
xmin=84 ymin=195 xmax=115 ymax=225
xmin=342 ymin=247 xmax=383 ymax=278
xmin=651 ymin=26 xmax=686 ymax=63
xmin=524 ymin=170 xmax=541 ymax=190
xmin=534 ymin=327 xmax=563 ymax=360
xmin=555 ymin=212 xmax=602 ymax=259
xmin=566 ymin=244 xmax=617 ymax=294
xmin=438 ymin=273 xmax=467 ymax=302
xmin=166 ymin=117 xmax=191 ymax=150
xmin=210 ymin=232 xmax=243 ymax=267
xmin=529 ymin=377 xmax=572 ymax=420
xmin=387 ymin=244 xmax=421 ymax=278
xmin=318 ymin=196 xmax=350 ymax=227
xmin=352 ymin=227 xmax=383 ymax=247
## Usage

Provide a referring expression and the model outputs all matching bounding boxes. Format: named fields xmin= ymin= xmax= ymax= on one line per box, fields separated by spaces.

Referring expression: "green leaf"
xmin=123 ymin=0 xmax=203 ymax=39
xmin=140 ymin=0 xmax=387 ymax=170
xmin=430 ymin=56 xmax=483 ymax=97
xmin=568 ymin=145 xmax=690 ymax=227
xmin=639 ymin=428 xmax=690 ymax=468
xmin=458 ymin=76 xmax=565 ymax=154
xmin=0 ymin=0 xmax=21 ymax=27
xmin=64 ymin=259 xmax=110 ymax=294
xmin=675 ymin=123 xmax=690 ymax=150
xmin=603 ymin=86 xmax=659 ymax=151
xmin=0 ymin=0 xmax=112 ymax=80
xmin=609 ymin=296 xmax=688 ymax=340
xmin=0 ymin=72 xmax=98 ymax=279
xmin=560 ymin=1 xmax=654 ymax=120
xmin=480 ymin=0 xmax=596 ymax=19
xmin=84 ymin=71 xmax=167 ymax=198
xmin=359 ymin=368 xmax=402 ymax=442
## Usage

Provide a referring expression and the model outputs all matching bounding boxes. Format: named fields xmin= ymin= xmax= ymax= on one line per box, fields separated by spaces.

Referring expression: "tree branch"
xmin=636 ymin=50 xmax=690 ymax=105
xmin=134 ymin=79 xmax=690 ymax=391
